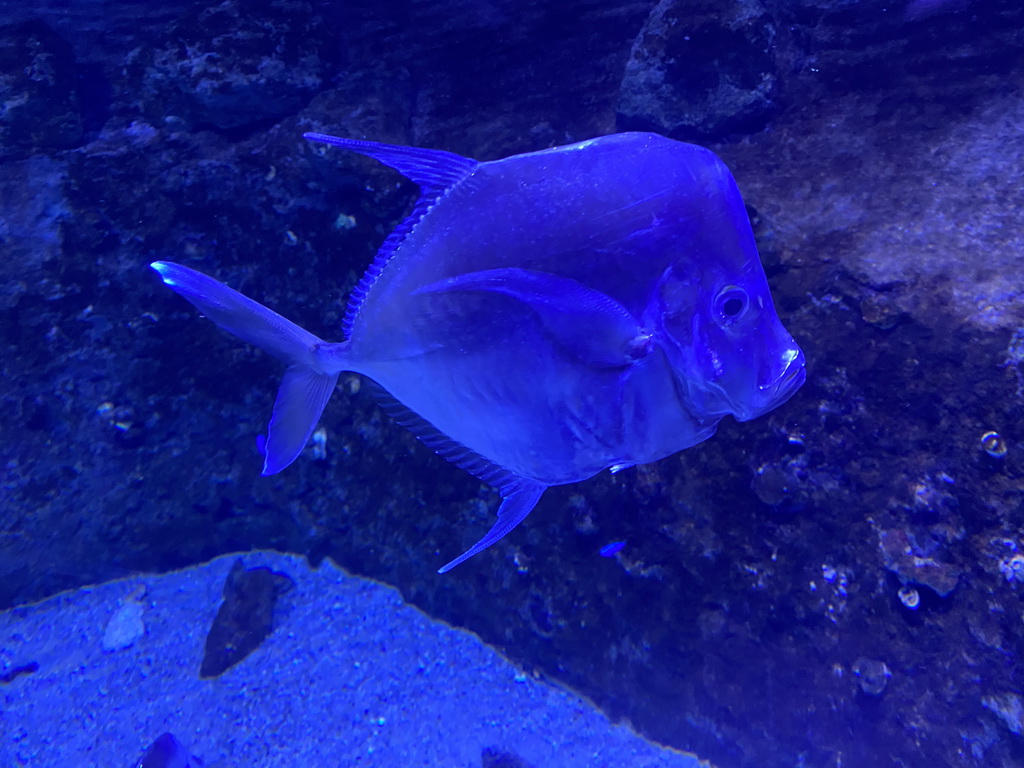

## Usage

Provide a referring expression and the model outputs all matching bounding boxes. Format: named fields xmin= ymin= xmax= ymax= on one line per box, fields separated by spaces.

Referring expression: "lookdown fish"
xmin=152 ymin=131 xmax=805 ymax=573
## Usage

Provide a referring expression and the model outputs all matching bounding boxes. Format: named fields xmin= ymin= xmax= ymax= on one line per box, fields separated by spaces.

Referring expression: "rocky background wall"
xmin=2 ymin=1 xmax=1023 ymax=766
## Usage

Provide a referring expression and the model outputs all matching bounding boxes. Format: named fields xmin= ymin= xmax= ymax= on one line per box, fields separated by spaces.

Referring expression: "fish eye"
xmin=714 ymin=286 xmax=749 ymax=322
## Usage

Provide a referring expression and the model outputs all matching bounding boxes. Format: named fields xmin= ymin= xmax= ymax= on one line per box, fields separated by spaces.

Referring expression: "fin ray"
xmin=365 ymin=384 xmax=546 ymax=572
xmin=370 ymin=384 xmax=521 ymax=494
xmin=304 ymin=133 xmax=480 ymax=339
xmin=303 ymin=134 xmax=477 ymax=193
xmin=150 ymin=261 xmax=320 ymax=363
xmin=263 ymin=366 xmax=338 ymax=475
xmin=151 ymin=261 xmax=343 ymax=475
xmin=438 ymin=482 xmax=546 ymax=574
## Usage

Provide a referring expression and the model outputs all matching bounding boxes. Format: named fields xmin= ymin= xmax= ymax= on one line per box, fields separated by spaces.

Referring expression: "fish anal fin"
xmin=438 ymin=481 xmax=546 ymax=574
xmin=365 ymin=385 xmax=547 ymax=572
xmin=371 ymin=384 xmax=520 ymax=493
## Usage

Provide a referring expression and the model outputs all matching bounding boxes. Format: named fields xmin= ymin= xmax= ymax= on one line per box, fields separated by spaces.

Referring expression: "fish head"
xmin=646 ymin=151 xmax=805 ymax=423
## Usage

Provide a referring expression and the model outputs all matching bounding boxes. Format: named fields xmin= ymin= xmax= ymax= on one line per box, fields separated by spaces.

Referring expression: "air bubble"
xmin=898 ymin=585 xmax=920 ymax=610
xmin=980 ymin=431 xmax=1007 ymax=459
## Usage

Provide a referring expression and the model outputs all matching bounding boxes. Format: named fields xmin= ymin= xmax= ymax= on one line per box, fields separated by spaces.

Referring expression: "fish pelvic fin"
xmin=438 ymin=481 xmax=546 ymax=574
xmin=150 ymin=261 xmax=344 ymax=476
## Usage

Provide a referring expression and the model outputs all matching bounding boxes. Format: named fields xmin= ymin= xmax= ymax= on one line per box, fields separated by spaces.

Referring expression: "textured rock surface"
xmin=618 ymin=0 xmax=780 ymax=139
xmin=0 ymin=21 xmax=82 ymax=159
xmin=126 ymin=0 xmax=339 ymax=131
xmin=2 ymin=1 xmax=1024 ymax=768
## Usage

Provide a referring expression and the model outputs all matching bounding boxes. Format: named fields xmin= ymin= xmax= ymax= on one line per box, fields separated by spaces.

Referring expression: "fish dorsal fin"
xmin=304 ymin=134 xmax=479 ymax=338
xmin=367 ymin=382 xmax=521 ymax=496
xmin=304 ymin=134 xmax=478 ymax=193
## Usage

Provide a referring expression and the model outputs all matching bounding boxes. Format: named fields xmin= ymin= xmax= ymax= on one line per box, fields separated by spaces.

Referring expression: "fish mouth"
xmin=672 ymin=345 xmax=806 ymax=422
xmin=750 ymin=347 xmax=806 ymax=417
xmin=708 ymin=347 xmax=806 ymax=422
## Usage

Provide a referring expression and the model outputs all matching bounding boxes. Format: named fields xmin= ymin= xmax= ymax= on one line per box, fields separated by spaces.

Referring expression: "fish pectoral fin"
xmin=438 ymin=481 xmax=546 ymax=574
xmin=416 ymin=268 xmax=648 ymax=368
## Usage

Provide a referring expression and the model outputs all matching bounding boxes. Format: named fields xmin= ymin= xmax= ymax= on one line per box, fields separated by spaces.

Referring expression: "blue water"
xmin=1 ymin=2 xmax=1022 ymax=767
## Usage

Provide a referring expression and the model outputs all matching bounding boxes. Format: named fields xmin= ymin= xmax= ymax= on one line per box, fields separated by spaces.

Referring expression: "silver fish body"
xmin=152 ymin=132 xmax=805 ymax=572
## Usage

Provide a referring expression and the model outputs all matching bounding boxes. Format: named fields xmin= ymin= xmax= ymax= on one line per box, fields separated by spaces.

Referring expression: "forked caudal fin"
xmin=151 ymin=260 xmax=544 ymax=574
xmin=150 ymin=261 xmax=341 ymax=476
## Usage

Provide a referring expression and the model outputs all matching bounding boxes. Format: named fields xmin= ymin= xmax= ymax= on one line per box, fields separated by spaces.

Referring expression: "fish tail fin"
xmin=150 ymin=261 xmax=343 ymax=476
